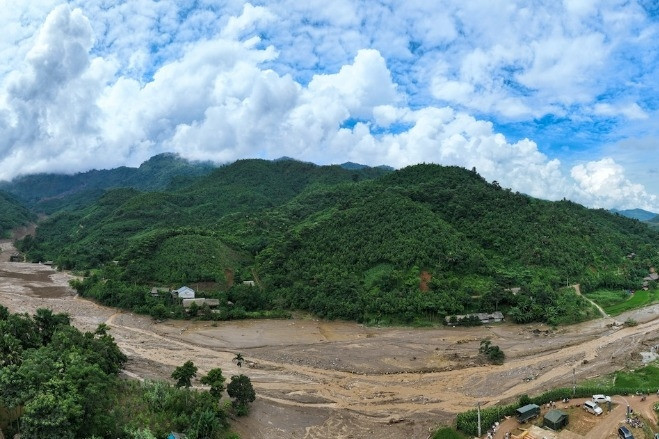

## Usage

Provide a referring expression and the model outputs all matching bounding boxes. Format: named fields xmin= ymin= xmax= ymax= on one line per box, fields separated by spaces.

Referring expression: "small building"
xmin=445 ymin=311 xmax=504 ymax=325
xmin=168 ymin=433 xmax=187 ymax=439
xmin=182 ymin=298 xmax=220 ymax=308
xmin=9 ymin=253 xmax=22 ymax=262
xmin=543 ymin=409 xmax=568 ymax=430
xmin=172 ymin=286 xmax=195 ymax=299
xmin=242 ymin=280 xmax=256 ymax=286
xmin=516 ymin=403 xmax=540 ymax=423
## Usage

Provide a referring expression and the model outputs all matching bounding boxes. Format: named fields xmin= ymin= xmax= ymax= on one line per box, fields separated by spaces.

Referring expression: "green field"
xmin=584 ymin=362 xmax=659 ymax=389
xmin=585 ymin=289 xmax=659 ymax=316
xmin=432 ymin=427 xmax=467 ymax=439
xmin=614 ymin=364 xmax=659 ymax=389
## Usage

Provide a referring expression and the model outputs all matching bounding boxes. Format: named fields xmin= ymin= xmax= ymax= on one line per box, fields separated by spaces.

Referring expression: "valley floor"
xmin=1 ymin=239 xmax=658 ymax=439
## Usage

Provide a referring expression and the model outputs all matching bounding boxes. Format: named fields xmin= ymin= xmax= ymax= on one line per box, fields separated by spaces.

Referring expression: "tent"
xmin=516 ymin=403 xmax=540 ymax=422
xmin=543 ymin=409 xmax=568 ymax=430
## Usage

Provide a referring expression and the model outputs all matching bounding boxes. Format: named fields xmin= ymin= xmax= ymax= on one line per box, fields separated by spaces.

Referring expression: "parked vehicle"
xmin=593 ymin=394 xmax=611 ymax=403
xmin=583 ymin=400 xmax=603 ymax=415
xmin=618 ymin=425 xmax=634 ymax=439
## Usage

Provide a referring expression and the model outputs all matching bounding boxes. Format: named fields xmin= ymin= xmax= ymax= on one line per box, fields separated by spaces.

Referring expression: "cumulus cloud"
xmin=571 ymin=158 xmax=658 ymax=210
xmin=0 ymin=1 xmax=657 ymax=212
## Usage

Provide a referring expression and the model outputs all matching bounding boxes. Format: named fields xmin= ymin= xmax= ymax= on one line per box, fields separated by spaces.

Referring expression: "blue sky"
xmin=1 ymin=1 xmax=658 ymax=211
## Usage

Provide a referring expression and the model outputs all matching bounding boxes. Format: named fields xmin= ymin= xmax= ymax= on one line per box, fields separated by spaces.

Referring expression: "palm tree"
xmin=233 ymin=353 xmax=244 ymax=368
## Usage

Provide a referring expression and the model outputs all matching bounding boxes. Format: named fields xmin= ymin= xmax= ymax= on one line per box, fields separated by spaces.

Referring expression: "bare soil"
xmin=1 ymin=239 xmax=659 ymax=439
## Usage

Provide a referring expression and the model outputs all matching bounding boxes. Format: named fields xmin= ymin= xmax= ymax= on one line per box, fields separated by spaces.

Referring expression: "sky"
xmin=1 ymin=1 xmax=658 ymax=212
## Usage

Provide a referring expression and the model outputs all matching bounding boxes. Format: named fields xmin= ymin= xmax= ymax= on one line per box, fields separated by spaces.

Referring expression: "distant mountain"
xmin=611 ymin=208 xmax=658 ymax=222
xmin=340 ymin=161 xmax=368 ymax=170
xmin=340 ymin=161 xmax=394 ymax=171
xmin=0 ymin=153 xmax=216 ymax=213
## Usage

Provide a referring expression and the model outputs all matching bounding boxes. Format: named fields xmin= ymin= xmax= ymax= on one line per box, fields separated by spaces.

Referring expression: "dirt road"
xmin=1 ymin=240 xmax=658 ymax=439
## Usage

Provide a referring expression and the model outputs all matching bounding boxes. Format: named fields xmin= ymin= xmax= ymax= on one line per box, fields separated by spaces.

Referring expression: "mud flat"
xmin=1 ymin=241 xmax=658 ymax=438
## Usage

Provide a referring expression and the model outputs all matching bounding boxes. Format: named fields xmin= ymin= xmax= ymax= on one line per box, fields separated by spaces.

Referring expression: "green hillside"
xmin=0 ymin=191 xmax=34 ymax=238
xmin=18 ymin=161 xmax=659 ymax=325
xmin=610 ymin=208 xmax=658 ymax=221
xmin=647 ymin=215 xmax=659 ymax=230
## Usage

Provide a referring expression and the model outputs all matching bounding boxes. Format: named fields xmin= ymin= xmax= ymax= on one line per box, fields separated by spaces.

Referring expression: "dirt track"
xmin=1 ymin=240 xmax=658 ymax=439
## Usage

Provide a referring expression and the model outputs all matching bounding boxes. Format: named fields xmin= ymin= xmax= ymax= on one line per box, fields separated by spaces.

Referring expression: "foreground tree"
xmin=479 ymin=339 xmax=505 ymax=365
xmin=200 ymin=368 xmax=226 ymax=400
xmin=171 ymin=360 xmax=197 ymax=389
xmin=227 ymin=374 xmax=255 ymax=416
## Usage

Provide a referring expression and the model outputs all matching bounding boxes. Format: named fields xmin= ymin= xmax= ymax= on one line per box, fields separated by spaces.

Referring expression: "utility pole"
xmin=572 ymin=368 xmax=576 ymax=396
xmin=477 ymin=401 xmax=482 ymax=438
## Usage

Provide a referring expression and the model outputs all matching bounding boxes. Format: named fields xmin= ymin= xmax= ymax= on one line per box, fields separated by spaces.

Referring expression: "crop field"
xmin=586 ymin=289 xmax=659 ymax=316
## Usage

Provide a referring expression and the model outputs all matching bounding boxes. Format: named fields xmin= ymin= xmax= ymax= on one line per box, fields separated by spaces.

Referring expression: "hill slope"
xmin=0 ymin=190 xmax=34 ymax=238
xmin=611 ymin=208 xmax=658 ymax=222
xmin=0 ymin=153 xmax=216 ymax=213
xmin=18 ymin=161 xmax=659 ymax=324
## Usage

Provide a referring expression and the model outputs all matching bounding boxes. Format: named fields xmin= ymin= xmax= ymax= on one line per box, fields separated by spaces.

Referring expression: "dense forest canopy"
xmin=0 ymin=307 xmax=238 ymax=438
xmin=0 ymin=191 xmax=34 ymax=238
xmin=10 ymin=158 xmax=659 ymax=325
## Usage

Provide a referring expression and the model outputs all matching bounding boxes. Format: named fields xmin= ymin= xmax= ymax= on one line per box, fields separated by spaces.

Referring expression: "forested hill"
xmin=0 ymin=153 xmax=216 ymax=213
xmin=0 ymin=191 xmax=34 ymax=238
xmin=17 ymin=161 xmax=659 ymax=325
xmin=611 ymin=208 xmax=658 ymax=222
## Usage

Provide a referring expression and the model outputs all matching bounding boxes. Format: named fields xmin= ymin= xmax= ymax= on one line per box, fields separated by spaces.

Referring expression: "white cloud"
xmin=0 ymin=1 xmax=657 ymax=212
xmin=592 ymin=102 xmax=648 ymax=120
xmin=571 ymin=157 xmax=658 ymax=211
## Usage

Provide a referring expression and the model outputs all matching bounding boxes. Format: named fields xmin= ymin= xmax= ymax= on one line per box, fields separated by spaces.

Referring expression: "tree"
xmin=200 ymin=368 xmax=226 ymax=399
xmin=233 ymin=353 xmax=244 ymax=368
xmin=171 ymin=360 xmax=197 ymax=389
xmin=150 ymin=303 xmax=168 ymax=321
xmin=226 ymin=374 xmax=255 ymax=415
xmin=94 ymin=323 xmax=109 ymax=336
xmin=21 ymin=391 xmax=83 ymax=439
xmin=34 ymin=308 xmax=70 ymax=345
xmin=479 ymin=339 xmax=505 ymax=365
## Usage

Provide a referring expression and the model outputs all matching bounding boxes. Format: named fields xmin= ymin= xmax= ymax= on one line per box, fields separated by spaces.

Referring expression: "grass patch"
xmin=585 ymin=289 xmax=659 ymax=316
xmin=432 ymin=427 xmax=467 ymax=439
xmin=582 ymin=362 xmax=659 ymax=390
xmin=614 ymin=364 xmax=659 ymax=389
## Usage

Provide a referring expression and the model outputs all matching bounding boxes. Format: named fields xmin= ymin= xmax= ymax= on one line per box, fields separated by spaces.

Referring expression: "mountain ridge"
xmin=17 ymin=159 xmax=659 ymax=325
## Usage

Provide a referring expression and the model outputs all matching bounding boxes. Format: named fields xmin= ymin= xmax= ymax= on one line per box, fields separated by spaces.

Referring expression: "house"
xmin=445 ymin=311 xmax=504 ymax=325
xmin=172 ymin=286 xmax=195 ymax=299
xmin=543 ymin=409 xmax=568 ymax=430
xmin=182 ymin=298 xmax=220 ymax=308
xmin=150 ymin=287 xmax=160 ymax=297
